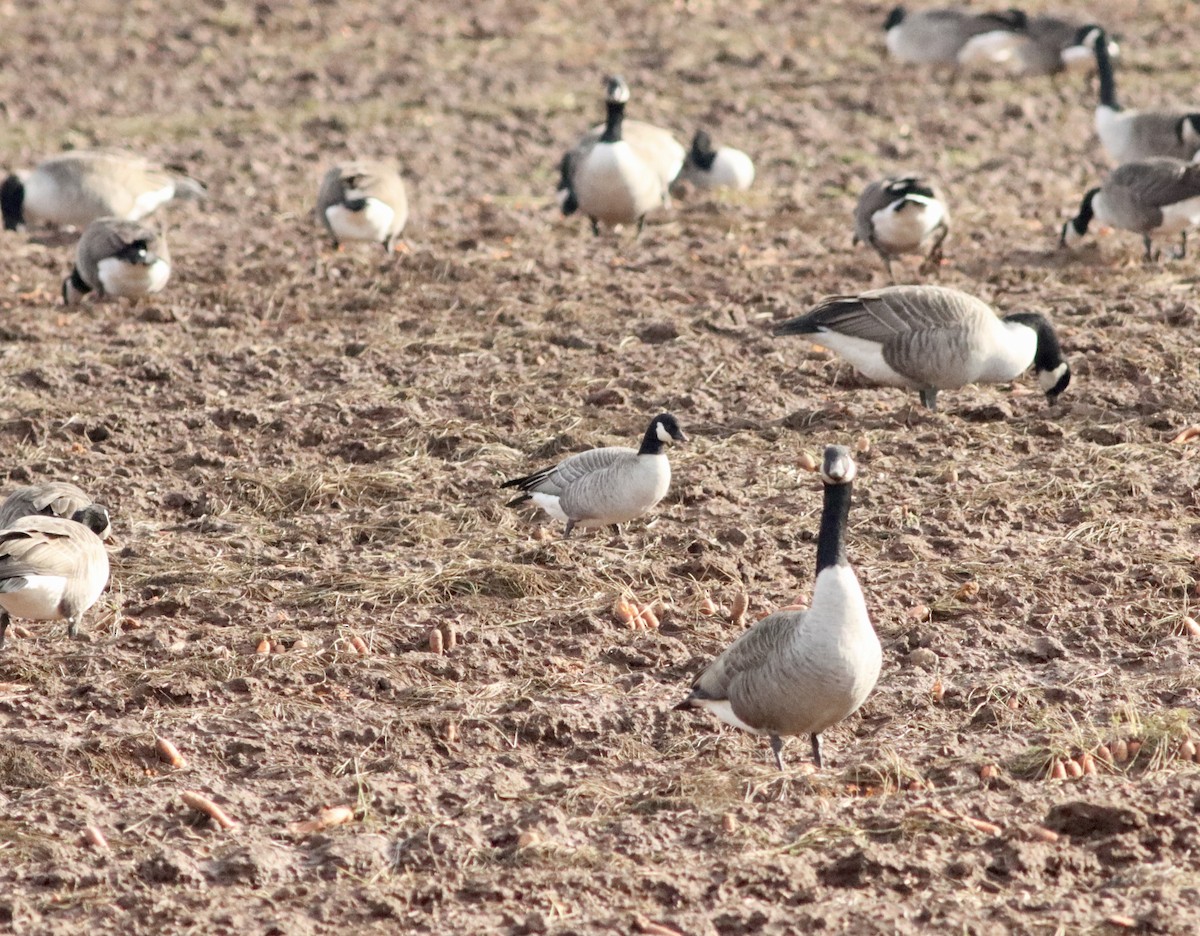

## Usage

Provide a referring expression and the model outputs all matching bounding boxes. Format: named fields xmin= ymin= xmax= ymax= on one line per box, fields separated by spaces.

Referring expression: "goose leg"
xmin=810 ymin=733 xmax=823 ymax=768
xmin=67 ymin=616 xmax=81 ymax=639
xmin=563 ymin=519 xmax=576 ymax=539
xmin=921 ymin=223 xmax=949 ymax=275
xmin=769 ymin=734 xmax=785 ymax=771
xmin=919 ymin=388 xmax=939 ymax=410
xmin=882 ymin=256 xmax=895 ymax=284
xmin=636 ymin=215 xmax=646 ymax=238
xmin=0 ymin=611 xmax=8 ymax=650
xmin=1142 ymin=235 xmax=1156 ymax=263
xmin=590 ymin=218 xmax=600 ymax=237
xmin=1174 ymin=231 xmax=1187 ymax=260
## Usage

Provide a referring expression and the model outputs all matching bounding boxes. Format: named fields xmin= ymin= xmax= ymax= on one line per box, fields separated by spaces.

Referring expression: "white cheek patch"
xmin=1038 ymin=362 xmax=1069 ymax=393
xmin=656 ymin=422 xmax=672 ymax=443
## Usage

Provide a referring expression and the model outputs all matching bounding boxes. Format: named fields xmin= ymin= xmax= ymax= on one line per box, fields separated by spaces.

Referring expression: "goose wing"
xmin=0 ymin=484 xmax=90 ymax=528
xmin=502 ymin=446 xmax=636 ymax=497
xmin=1109 ymin=159 xmax=1200 ymax=208
xmin=0 ymin=522 xmax=83 ymax=582
xmin=777 ymin=286 xmax=992 ymax=342
xmin=684 ymin=611 xmax=801 ymax=707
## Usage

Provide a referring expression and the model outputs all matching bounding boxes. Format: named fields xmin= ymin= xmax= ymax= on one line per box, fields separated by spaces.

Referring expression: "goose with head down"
xmin=853 ymin=174 xmax=949 ymax=281
xmin=0 ymin=483 xmax=110 ymax=538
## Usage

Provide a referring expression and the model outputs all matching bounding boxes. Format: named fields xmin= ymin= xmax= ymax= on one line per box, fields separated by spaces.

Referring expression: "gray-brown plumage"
xmin=0 ymin=483 xmax=109 ymax=537
xmin=853 ymin=175 xmax=949 ymax=281
xmin=883 ymin=6 xmax=1027 ymax=67
xmin=316 ymin=161 xmax=408 ymax=252
xmin=1061 ymin=159 xmax=1200 ymax=261
xmin=0 ymin=506 xmax=111 ymax=649
xmin=1 ymin=150 xmax=206 ymax=231
xmin=63 ymin=218 xmax=171 ymax=304
xmin=675 ymin=446 xmax=880 ymax=770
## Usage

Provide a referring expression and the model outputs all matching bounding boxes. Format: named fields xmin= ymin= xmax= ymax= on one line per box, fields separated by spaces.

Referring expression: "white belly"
xmin=23 ymin=174 xmax=98 ymax=227
xmin=326 ymin=198 xmax=395 ymax=244
xmin=956 ymin=30 xmax=1021 ymax=67
xmin=693 ymin=698 xmax=769 ymax=735
xmin=129 ymin=185 xmax=176 ymax=221
xmin=529 ymin=493 xmax=569 ymax=523
xmin=1159 ymin=196 xmax=1200 ymax=233
xmin=694 ymin=149 xmax=755 ymax=190
xmin=0 ymin=574 xmax=67 ymax=620
xmin=872 ymin=198 xmax=945 ymax=253
xmin=97 ymin=257 xmax=171 ymax=297
xmin=574 ymin=142 xmax=664 ymax=226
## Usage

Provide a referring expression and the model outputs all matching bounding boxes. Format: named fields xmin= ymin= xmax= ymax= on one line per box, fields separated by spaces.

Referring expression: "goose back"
xmin=316 ymin=161 xmax=408 ymax=249
xmin=0 ymin=483 xmax=96 ymax=530
xmin=67 ymin=218 xmax=170 ymax=302
xmin=0 ymin=515 xmax=109 ymax=623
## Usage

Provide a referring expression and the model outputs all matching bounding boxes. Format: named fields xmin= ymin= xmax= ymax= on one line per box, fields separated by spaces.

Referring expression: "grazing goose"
xmin=883 ymin=6 xmax=1028 ymax=68
xmin=0 ymin=506 xmax=110 ymax=649
xmin=676 ymin=445 xmax=879 ymax=770
xmin=501 ymin=414 xmax=687 ymax=537
xmin=1090 ymin=28 xmax=1200 ymax=164
xmin=1061 ymin=158 xmax=1200 ymax=261
xmin=677 ymin=130 xmax=755 ymax=191
xmin=0 ymin=483 xmax=109 ymax=538
xmin=958 ymin=16 xmax=1114 ymax=76
xmin=315 ymin=161 xmax=408 ymax=252
xmin=62 ymin=218 xmax=170 ymax=304
xmin=852 ymin=175 xmax=949 ymax=281
xmin=559 ymin=76 xmax=684 ymax=235
xmin=1 ymin=150 xmax=206 ymax=231
xmin=774 ymin=285 xmax=1070 ymax=410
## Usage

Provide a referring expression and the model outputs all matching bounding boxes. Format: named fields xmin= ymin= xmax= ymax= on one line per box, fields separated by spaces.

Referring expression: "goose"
xmin=774 ymin=285 xmax=1071 ymax=411
xmin=559 ymin=76 xmax=685 ymax=235
xmin=958 ymin=16 xmax=1114 ymax=77
xmin=883 ymin=6 xmax=1028 ymax=68
xmin=676 ymin=445 xmax=879 ymax=770
xmin=852 ymin=175 xmax=949 ymax=281
xmin=0 ymin=506 xmax=110 ymax=649
xmin=315 ymin=161 xmax=408 ymax=252
xmin=677 ymin=130 xmax=755 ymax=191
xmin=501 ymin=413 xmax=687 ymax=537
xmin=1061 ymin=158 xmax=1200 ymax=261
xmin=1 ymin=150 xmax=206 ymax=231
xmin=0 ymin=483 xmax=110 ymax=538
xmin=1090 ymin=28 xmax=1200 ymax=164
xmin=62 ymin=218 xmax=170 ymax=304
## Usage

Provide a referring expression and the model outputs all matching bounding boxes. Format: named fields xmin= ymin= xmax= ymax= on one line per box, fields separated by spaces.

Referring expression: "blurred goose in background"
xmin=677 ymin=130 xmax=755 ymax=191
xmin=558 ymin=76 xmax=684 ymax=234
xmin=501 ymin=413 xmax=687 ymax=537
xmin=316 ymin=161 xmax=408 ymax=253
xmin=0 ymin=483 xmax=110 ymax=538
xmin=883 ymin=6 xmax=1028 ymax=68
xmin=1 ymin=150 xmax=206 ymax=231
xmin=676 ymin=445 xmax=879 ymax=770
xmin=63 ymin=218 xmax=170 ymax=304
xmin=1061 ymin=158 xmax=1200 ymax=261
xmin=774 ymin=285 xmax=1070 ymax=410
xmin=853 ymin=175 xmax=949 ymax=281
xmin=0 ymin=506 xmax=110 ymax=649
xmin=958 ymin=15 xmax=1115 ymax=76
xmin=1090 ymin=28 xmax=1200 ymax=164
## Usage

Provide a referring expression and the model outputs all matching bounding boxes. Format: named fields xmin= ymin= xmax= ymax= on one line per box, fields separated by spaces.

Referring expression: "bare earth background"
xmin=2 ymin=0 xmax=1200 ymax=933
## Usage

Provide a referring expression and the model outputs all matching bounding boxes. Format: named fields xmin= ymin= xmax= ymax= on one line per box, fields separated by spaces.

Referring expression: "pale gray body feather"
xmin=886 ymin=9 xmax=1024 ymax=65
xmin=0 ymin=515 xmax=109 ymax=624
xmin=1095 ymin=159 xmax=1200 ymax=232
xmin=0 ymin=483 xmax=93 ymax=529
xmin=315 ymin=160 xmax=408 ymax=245
xmin=521 ymin=446 xmax=671 ymax=527
xmin=72 ymin=218 xmax=170 ymax=295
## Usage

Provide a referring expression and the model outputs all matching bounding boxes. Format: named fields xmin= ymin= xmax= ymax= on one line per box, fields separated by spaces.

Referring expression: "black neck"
xmin=0 ymin=175 xmax=23 ymax=230
xmin=1094 ymin=32 xmax=1118 ymax=110
xmin=1073 ymin=187 xmax=1098 ymax=236
xmin=70 ymin=268 xmax=92 ymax=295
xmin=638 ymin=422 xmax=663 ymax=455
xmin=600 ymin=100 xmax=625 ymax=144
xmin=815 ymin=480 xmax=851 ymax=574
xmin=1003 ymin=312 xmax=1064 ymax=372
xmin=691 ymin=136 xmax=717 ymax=170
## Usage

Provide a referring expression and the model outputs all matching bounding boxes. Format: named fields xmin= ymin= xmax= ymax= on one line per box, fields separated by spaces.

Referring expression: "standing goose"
xmin=501 ymin=414 xmax=687 ymax=537
xmin=0 ymin=506 xmax=110 ymax=649
xmin=774 ymin=285 xmax=1070 ymax=411
xmin=560 ymin=76 xmax=684 ymax=235
xmin=315 ymin=161 xmax=408 ymax=252
xmin=1090 ymin=28 xmax=1200 ymax=164
xmin=0 ymin=483 xmax=110 ymax=538
xmin=62 ymin=218 xmax=170 ymax=304
xmin=677 ymin=130 xmax=755 ymax=192
xmin=1061 ymin=158 xmax=1200 ymax=261
xmin=1 ymin=150 xmax=206 ymax=231
xmin=883 ymin=6 xmax=1028 ymax=68
xmin=853 ymin=175 xmax=950 ymax=281
xmin=676 ymin=445 xmax=879 ymax=770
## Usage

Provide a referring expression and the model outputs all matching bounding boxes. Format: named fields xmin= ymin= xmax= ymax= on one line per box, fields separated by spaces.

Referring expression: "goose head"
xmin=71 ymin=504 xmax=112 ymax=540
xmin=1 ymin=173 xmax=25 ymax=230
xmin=639 ymin=413 xmax=688 ymax=455
xmin=605 ymin=75 xmax=630 ymax=105
xmin=689 ymin=130 xmax=718 ymax=170
xmin=1178 ymin=115 xmax=1200 ymax=149
xmin=1004 ymin=312 xmax=1072 ymax=405
xmin=1060 ymin=187 xmax=1099 ymax=249
xmin=820 ymin=446 xmax=857 ymax=486
xmin=883 ymin=7 xmax=905 ymax=31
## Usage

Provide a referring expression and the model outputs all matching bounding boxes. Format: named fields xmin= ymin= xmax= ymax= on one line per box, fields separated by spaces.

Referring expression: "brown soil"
xmin=3 ymin=1 xmax=1200 ymax=933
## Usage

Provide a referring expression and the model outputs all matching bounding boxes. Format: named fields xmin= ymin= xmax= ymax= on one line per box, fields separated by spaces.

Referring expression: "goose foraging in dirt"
xmin=1089 ymin=28 xmax=1200 ymax=165
xmin=676 ymin=445 xmax=879 ymax=770
xmin=1 ymin=150 xmax=206 ymax=231
xmin=955 ymin=16 xmax=1113 ymax=77
xmin=774 ymin=285 xmax=1070 ymax=410
xmin=0 ymin=483 xmax=110 ymax=538
xmin=0 ymin=506 xmax=111 ymax=649
xmin=316 ymin=161 xmax=408 ymax=252
xmin=677 ymin=130 xmax=755 ymax=191
xmin=501 ymin=414 xmax=687 ymax=537
xmin=62 ymin=218 xmax=170 ymax=304
xmin=853 ymin=175 xmax=949 ymax=281
xmin=883 ymin=6 xmax=1028 ymax=68
xmin=1061 ymin=158 xmax=1200 ymax=261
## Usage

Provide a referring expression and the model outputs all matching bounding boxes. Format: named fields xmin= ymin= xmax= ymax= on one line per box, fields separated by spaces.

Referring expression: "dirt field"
xmin=2 ymin=0 xmax=1200 ymax=933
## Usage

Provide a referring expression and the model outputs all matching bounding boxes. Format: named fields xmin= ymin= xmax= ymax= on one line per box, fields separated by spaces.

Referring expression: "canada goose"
xmin=677 ymin=130 xmax=755 ymax=191
xmin=0 ymin=483 xmax=110 ymax=539
xmin=501 ymin=413 xmax=687 ymax=537
xmin=1 ymin=150 xmax=206 ymax=231
xmin=883 ymin=6 xmax=1028 ymax=68
xmin=957 ymin=17 xmax=1114 ymax=77
xmin=676 ymin=445 xmax=879 ymax=770
xmin=853 ymin=175 xmax=949 ymax=281
xmin=559 ymin=76 xmax=685 ymax=235
xmin=1061 ymin=158 xmax=1200 ymax=261
xmin=774 ymin=285 xmax=1071 ymax=410
xmin=315 ymin=161 xmax=408 ymax=252
xmin=62 ymin=218 xmax=170 ymax=304
xmin=1090 ymin=28 xmax=1200 ymax=164
xmin=0 ymin=506 xmax=110 ymax=649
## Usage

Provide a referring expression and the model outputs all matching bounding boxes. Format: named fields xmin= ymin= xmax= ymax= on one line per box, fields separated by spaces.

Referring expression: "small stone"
xmin=905 ymin=647 xmax=938 ymax=670
xmin=1030 ymin=636 xmax=1066 ymax=661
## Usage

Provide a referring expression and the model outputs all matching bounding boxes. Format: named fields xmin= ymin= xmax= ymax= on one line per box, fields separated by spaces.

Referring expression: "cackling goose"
xmin=1 ymin=150 xmax=205 ymax=231
xmin=0 ymin=483 xmax=110 ymax=538
xmin=956 ymin=16 xmax=1114 ymax=77
xmin=883 ymin=6 xmax=1027 ymax=68
xmin=63 ymin=218 xmax=170 ymax=304
xmin=853 ymin=175 xmax=949 ymax=281
xmin=1061 ymin=158 xmax=1200 ymax=261
xmin=676 ymin=445 xmax=880 ymax=770
xmin=677 ymin=130 xmax=755 ymax=191
xmin=316 ymin=161 xmax=408 ymax=252
xmin=774 ymin=285 xmax=1070 ymax=410
xmin=502 ymin=414 xmax=687 ymax=537
xmin=0 ymin=506 xmax=110 ymax=649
